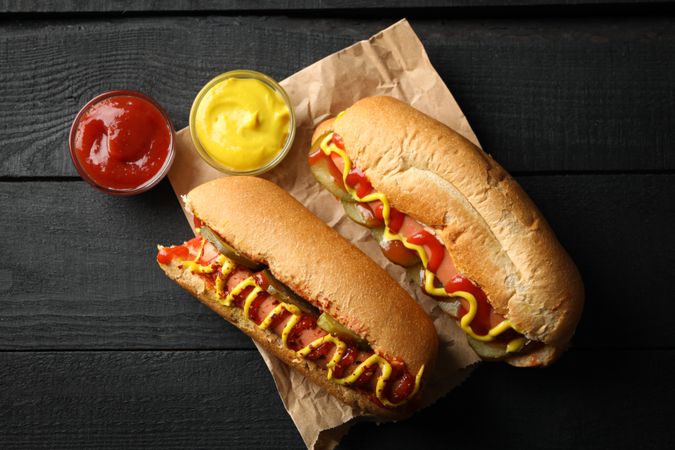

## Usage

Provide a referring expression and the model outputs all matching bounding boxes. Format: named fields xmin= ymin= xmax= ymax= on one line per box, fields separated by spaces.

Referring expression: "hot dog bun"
xmin=160 ymin=258 xmax=405 ymax=417
xmin=162 ymin=176 xmax=438 ymax=417
xmin=312 ymin=96 xmax=584 ymax=366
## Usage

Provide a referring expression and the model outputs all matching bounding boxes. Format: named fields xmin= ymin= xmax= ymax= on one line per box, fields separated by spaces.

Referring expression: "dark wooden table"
xmin=1 ymin=1 xmax=674 ymax=449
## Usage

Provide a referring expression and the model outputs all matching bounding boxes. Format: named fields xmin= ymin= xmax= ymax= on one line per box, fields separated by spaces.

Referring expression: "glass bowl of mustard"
xmin=189 ymin=70 xmax=296 ymax=175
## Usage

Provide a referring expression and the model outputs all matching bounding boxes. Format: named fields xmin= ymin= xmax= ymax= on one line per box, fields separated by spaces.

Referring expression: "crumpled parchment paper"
xmin=167 ymin=19 xmax=481 ymax=450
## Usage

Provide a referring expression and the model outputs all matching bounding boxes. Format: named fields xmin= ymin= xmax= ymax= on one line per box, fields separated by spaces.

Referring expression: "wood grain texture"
xmin=0 ymin=180 xmax=255 ymax=350
xmin=1 ymin=0 xmax=670 ymax=13
xmin=0 ymin=350 xmax=302 ymax=449
xmin=341 ymin=349 xmax=675 ymax=449
xmin=517 ymin=173 xmax=675 ymax=350
xmin=0 ymin=349 xmax=672 ymax=449
xmin=1 ymin=7 xmax=673 ymax=450
xmin=1 ymin=16 xmax=674 ymax=176
xmin=0 ymin=174 xmax=672 ymax=350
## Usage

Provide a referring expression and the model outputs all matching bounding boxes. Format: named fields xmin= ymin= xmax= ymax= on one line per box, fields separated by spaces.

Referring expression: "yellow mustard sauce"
xmin=318 ymin=132 xmax=525 ymax=354
xmin=193 ymin=77 xmax=290 ymax=171
xmin=181 ymin=238 xmax=215 ymax=274
xmin=183 ymin=238 xmax=423 ymax=407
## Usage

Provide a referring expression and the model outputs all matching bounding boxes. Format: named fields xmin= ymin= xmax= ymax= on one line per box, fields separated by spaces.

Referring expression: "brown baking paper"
xmin=167 ymin=19 xmax=481 ymax=449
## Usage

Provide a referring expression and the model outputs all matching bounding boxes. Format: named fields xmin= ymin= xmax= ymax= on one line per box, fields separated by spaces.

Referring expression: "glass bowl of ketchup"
xmin=69 ymin=90 xmax=175 ymax=196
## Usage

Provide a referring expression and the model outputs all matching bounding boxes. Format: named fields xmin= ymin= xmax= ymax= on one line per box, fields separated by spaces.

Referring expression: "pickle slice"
xmin=260 ymin=270 xmax=319 ymax=315
xmin=342 ymin=200 xmax=383 ymax=228
xmin=308 ymin=134 xmax=352 ymax=201
xmin=317 ymin=313 xmax=371 ymax=351
xmin=467 ymin=336 xmax=509 ymax=361
xmin=199 ymin=225 xmax=264 ymax=271
xmin=371 ymin=228 xmax=421 ymax=267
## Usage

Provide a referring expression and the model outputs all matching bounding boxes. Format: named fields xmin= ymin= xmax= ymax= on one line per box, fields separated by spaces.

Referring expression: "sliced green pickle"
xmin=308 ymin=133 xmax=352 ymax=201
xmin=260 ymin=269 xmax=319 ymax=315
xmin=317 ymin=313 xmax=371 ymax=351
xmin=371 ymin=228 xmax=421 ymax=267
xmin=342 ymin=200 xmax=383 ymax=228
xmin=467 ymin=336 xmax=509 ymax=361
xmin=199 ymin=225 xmax=264 ymax=271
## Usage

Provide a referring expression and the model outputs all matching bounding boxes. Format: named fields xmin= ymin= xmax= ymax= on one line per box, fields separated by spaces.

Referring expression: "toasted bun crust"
xmin=158 ymin=257 xmax=413 ymax=418
xmin=185 ymin=176 xmax=437 ymax=379
xmin=322 ymin=96 xmax=583 ymax=355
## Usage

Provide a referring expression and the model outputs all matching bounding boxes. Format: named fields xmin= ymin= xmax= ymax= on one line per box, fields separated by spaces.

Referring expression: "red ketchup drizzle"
xmin=387 ymin=208 xmax=405 ymax=233
xmin=445 ymin=275 xmax=493 ymax=336
xmin=331 ymin=133 xmax=345 ymax=149
xmin=156 ymin=245 xmax=191 ymax=265
xmin=156 ymin=236 xmax=203 ymax=265
xmin=407 ymin=230 xmax=446 ymax=273
xmin=388 ymin=371 xmax=415 ymax=404
xmin=305 ymin=342 xmax=334 ymax=363
xmin=230 ymin=286 xmax=254 ymax=308
xmin=354 ymin=365 xmax=377 ymax=388
xmin=332 ymin=346 xmax=359 ymax=379
xmin=247 ymin=293 xmax=273 ymax=326
xmin=285 ymin=315 xmax=317 ymax=351
xmin=370 ymin=202 xmax=404 ymax=233
xmin=345 ymin=166 xmax=373 ymax=198
xmin=372 ymin=201 xmax=384 ymax=220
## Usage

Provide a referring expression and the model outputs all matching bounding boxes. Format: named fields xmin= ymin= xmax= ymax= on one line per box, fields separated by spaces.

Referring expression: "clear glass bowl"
xmin=69 ymin=90 xmax=175 ymax=196
xmin=189 ymin=70 xmax=296 ymax=175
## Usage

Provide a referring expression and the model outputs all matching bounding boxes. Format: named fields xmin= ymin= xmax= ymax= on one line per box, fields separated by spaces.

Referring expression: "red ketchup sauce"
xmin=156 ymin=245 xmax=190 ymax=265
xmin=156 ymin=237 xmax=202 ymax=265
xmin=445 ymin=275 xmax=494 ymax=336
xmin=407 ymin=230 xmax=446 ymax=273
xmin=70 ymin=91 xmax=174 ymax=193
xmin=156 ymin=239 xmax=416 ymax=406
xmin=345 ymin=166 xmax=373 ymax=198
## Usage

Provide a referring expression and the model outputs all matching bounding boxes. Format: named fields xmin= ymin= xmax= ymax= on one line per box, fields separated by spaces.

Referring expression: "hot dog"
xmin=308 ymin=96 xmax=584 ymax=367
xmin=156 ymin=176 xmax=438 ymax=417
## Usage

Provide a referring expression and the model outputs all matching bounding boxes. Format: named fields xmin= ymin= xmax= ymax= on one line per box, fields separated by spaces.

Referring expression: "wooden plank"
xmin=1 ymin=0 xmax=670 ymax=14
xmin=518 ymin=173 xmax=675 ymax=349
xmin=0 ymin=349 xmax=672 ymax=449
xmin=342 ymin=349 xmax=675 ymax=449
xmin=0 ymin=174 xmax=672 ymax=350
xmin=1 ymin=16 xmax=674 ymax=176
xmin=0 ymin=350 xmax=303 ymax=449
xmin=0 ymin=180 xmax=255 ymax=350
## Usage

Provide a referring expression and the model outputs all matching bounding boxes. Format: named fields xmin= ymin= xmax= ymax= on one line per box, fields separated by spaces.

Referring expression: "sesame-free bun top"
xmin=326 ymin=96 xmax=584 ymax=348
xmin=186 ymin=176 xmax=438 ymax=374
